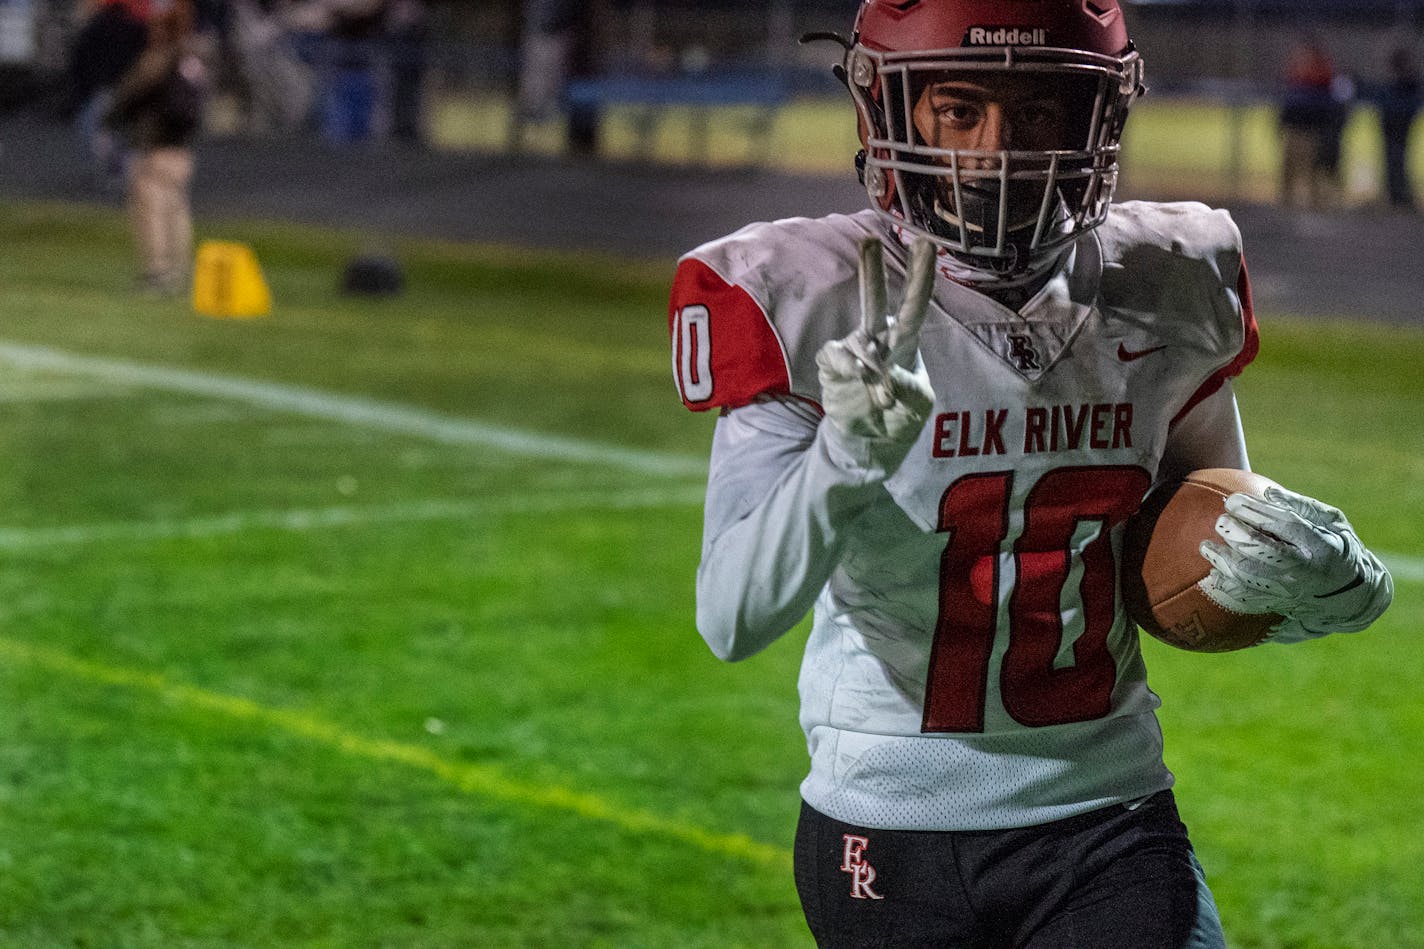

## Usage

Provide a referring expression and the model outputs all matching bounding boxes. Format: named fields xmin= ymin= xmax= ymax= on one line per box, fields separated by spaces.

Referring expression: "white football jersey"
xmin=670 ymin=202 xmax=1259 ymax=831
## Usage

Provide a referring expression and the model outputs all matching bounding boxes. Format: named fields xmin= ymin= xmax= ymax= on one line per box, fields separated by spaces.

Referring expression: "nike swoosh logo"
xmin=1316 ymin=573 xmax=1366 ymax=598
xmin=1117 ymin=343 xmax=1168 ymax=362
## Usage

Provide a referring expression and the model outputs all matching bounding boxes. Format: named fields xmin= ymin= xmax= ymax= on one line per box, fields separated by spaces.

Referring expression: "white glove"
xmin=815 ymin=236 xmax=936 ymax=478
xmin=1199 ymin=485 xmax=1393 ymax=643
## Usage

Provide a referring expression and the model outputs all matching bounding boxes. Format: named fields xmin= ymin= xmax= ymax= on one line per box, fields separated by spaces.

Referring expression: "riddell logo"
xmin=964 ymin=26 xmax=1049 ymax=46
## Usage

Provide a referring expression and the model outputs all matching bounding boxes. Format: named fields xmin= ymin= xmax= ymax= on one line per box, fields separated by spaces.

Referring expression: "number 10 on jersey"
xmin=924 ymin=466 xmax=1152 ymax=733
xmin=673 ymin=304 xmax=713 ymax=403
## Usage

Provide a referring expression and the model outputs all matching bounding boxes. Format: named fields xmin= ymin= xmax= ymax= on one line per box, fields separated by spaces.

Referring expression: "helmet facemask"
xmin=849 ymin=46 xmax=1143 ymax=287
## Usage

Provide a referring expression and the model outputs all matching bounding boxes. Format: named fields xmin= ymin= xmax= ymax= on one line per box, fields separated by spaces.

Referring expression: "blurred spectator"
xmin=1319 ymin=71 xmax=1357 ymax=202
xmin=282 ymin=0 xmax=387 ymax=142
xmin=1376 ymin=47 xmax=1420 ymax=211
xmin=1279 ymin=37 xmax=1335 ymax=209
xmin=514 ymin=1 xmax=570 ymax=129
xmin=384 ymin=0 xmax=429 ymax=144
xmin=560 ymin=2 xmax=601 ymax=156
xmin=322 ymin=0 xmax=386 ymax=142
xmin=226 ymin=0 xmax=315 ymax=132
xmin=65 ymin=0 xmax=150 ymax=185
xmin=106 ymin=0 xmax=210 ymax=297
xmin=0 ymin=0 xmax=50 ymax=113
xmin=260 ymin=0 xmax=425 ymax=143
xmin=514 ymin=0 xmax=602 ymax=156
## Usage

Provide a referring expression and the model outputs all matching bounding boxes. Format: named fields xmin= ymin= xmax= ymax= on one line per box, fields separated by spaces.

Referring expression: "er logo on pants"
xmin=840 ymin=835 xmax=885 ymax=900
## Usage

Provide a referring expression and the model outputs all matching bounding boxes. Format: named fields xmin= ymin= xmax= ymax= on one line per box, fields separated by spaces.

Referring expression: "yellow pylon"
xmin=192 ymin=240 xmax=272 ymax=318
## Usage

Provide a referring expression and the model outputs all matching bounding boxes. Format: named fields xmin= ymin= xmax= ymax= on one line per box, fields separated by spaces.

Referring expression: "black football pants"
xmin=794 ymin=790 xmax=1225 ymax=948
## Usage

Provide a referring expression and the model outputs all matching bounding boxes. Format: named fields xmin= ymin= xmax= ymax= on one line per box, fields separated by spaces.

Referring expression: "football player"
xmin=667 ymin=1 xmax=1393 ymax=945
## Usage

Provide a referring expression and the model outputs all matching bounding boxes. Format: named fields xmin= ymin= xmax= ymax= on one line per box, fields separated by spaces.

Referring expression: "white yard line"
xmin=0 ymin=341 xmax=705 ymax=478
xmin=2 ymin=342 xmax=1418 ymax=581
xmin=0 ymin=486 xmax=706 ymax=550
xmin=1381 ymin=551 xmax=1424 ymax=584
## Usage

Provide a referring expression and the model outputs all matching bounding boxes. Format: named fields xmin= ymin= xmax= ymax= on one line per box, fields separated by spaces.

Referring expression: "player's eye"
xmin=933 ymin=101 xmax=982 ymax=130
xmin=1012 ymin=102 xmax=1064 ymax=132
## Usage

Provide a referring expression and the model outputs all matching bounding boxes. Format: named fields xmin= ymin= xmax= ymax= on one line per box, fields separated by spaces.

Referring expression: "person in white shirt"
xmin=667 ymin=1 xmax=1393 ymax=946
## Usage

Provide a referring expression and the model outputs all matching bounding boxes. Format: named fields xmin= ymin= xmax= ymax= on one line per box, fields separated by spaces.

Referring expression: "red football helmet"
xmin=844 ymin=0 xmax=1145 ymax=286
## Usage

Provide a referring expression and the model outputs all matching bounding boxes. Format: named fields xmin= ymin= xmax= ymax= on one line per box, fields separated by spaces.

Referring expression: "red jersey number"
xmin=923 ymin=466 xmax=1152 ymax=733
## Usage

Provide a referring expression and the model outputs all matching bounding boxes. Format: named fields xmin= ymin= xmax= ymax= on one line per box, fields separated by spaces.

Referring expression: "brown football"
xmin=1121 ymin=468 xmax=1283 ymax=652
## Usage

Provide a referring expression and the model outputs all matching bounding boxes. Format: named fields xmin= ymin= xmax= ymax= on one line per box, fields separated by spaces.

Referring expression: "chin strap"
xmin=884 ymin=215 xmax=1071 ymax=293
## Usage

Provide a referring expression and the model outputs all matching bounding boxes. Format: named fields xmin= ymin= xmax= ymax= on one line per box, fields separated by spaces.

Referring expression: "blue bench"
xmin=563 ymin=69 xmax=792 ymax=164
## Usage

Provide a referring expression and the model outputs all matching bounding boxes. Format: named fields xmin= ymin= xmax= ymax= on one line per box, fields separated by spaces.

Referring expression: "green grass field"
xmin=0 ymin=201 xmax=1419 ymax=948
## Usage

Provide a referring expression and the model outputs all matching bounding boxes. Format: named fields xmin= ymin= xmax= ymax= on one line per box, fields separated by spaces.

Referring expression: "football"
xmin=1121 ymin=468 xmax=1283 ymax=652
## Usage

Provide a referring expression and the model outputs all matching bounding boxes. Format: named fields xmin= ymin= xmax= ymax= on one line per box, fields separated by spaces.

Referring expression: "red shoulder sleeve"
xmin=668 ymin=256 xmax=792 ymax=412
xmin=1171 ymin=259 xmax=1260 ymax=427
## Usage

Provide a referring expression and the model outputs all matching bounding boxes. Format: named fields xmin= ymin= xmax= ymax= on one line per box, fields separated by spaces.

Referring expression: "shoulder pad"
xmin=1096 ymin=202 xmax=1257 ymax=424
xmin=668 ymin=214 xmax=873 ymax=412
xmin=1097 ymin=201 xmax=1243 ymax=295
xmin=668 ymin=256 xmax=790 ymax=412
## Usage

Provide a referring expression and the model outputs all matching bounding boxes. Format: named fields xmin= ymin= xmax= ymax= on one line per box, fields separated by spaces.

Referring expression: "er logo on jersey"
xmin=1007 ymin=334 xmax=1043 ymax=373
xmin=840 ymin=835 xmax=885 ymax=900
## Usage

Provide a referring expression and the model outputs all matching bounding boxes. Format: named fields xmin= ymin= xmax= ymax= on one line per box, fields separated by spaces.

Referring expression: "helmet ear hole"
xmin=865 ymin=163 xmax=890 ymax=202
